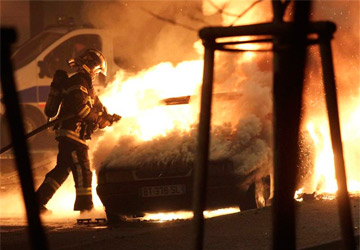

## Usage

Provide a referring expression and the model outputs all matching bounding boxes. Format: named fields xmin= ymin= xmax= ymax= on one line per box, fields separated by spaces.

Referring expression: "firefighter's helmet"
xmin=68 ymin=49 xmax=107 ymax=77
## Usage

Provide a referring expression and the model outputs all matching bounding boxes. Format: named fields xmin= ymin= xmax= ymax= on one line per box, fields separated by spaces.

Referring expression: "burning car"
xmin=97 ymin=157 xmax=271 ymax=221
xmin=96 ymin=90 xmax=273 ymax=222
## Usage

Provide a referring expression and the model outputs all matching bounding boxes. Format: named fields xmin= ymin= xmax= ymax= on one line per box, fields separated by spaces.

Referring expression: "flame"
xmin=306 ymin=122 xmax=337 ymax=194
xmin=44 ymin=170 xmax=103 ymax=214
xmin=300 ymin=101 xmax=360 ymax=197
xmin=294 ymin=188 xmax=304 ymax=202
xmin=46 ymin=175 xmax=76 ymax=213
xmin=139 ymin=207 xmax=240 ymax=222
xmin=92 ymin=170 xmax=104 ymax=210
xmin=100 ymin=61 xmax=203 ymax=141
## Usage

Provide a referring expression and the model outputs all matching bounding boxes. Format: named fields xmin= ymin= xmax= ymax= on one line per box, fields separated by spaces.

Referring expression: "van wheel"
xmin=239 ymin=176 xmax=271 ymax=211
xmin=0 ymin=109 xmax=45 ymax=148
xmin=22 ymin=110 xmax=45 ymax=139
xmin=0 ymin=114 xmax=10 ymax=148
xmin=1 ymin=114 xmax=41 ymax=143
xmin=23 ymin=115 xmax=39 ymax=134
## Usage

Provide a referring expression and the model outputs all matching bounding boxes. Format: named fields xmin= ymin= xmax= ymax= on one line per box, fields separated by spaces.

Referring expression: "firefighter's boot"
xmin=71 ymin=154 xmax=94 ymax=211
xmin=36 ymin=177 xmax=60 ymax=214
xmin=74 ymin=188 xmax=94 ymax=211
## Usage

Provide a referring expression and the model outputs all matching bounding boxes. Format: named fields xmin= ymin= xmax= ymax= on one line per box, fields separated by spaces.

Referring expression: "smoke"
xmin=102 ymin=129 xmax=197 ymax=169
xmin=99 ymin=116 xmax=272 ymax=178
xmin=0 ymin=188 xmax=26 ymax=218
xmin=303 ymin=0 xmax=360 ymax=116
xmin=82 ymin=1 xmax=203 ymax=71
xmin=210 ymin=115 xmax=272 ymax=176
xmin=0 ymin=156 xmax=57 ymax=219
xmin=210 ymin=58 xmax=273 ymax=176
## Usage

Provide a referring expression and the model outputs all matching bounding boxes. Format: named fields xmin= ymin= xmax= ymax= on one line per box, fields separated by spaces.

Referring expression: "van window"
xmin=12 ymin=32 xmax=63 ymax=70
xmin=41 ymin=34 xmax=102 ymax=78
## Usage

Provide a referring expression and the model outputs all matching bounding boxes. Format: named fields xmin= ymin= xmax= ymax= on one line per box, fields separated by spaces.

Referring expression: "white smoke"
xmin=100 ymin=114 xmax=272 ymax=177
xmin=103 ymin=129 xmax=197 ymax=169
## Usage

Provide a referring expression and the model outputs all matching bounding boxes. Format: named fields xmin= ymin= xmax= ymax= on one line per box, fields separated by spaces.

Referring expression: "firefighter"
xmin=36 ymin=49 xmax=120 ymax=213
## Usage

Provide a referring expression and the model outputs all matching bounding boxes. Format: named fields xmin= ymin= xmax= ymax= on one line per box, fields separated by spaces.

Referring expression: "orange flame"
xmin=45 ymin=170 xmax=104 ymax=214
xmin=100 ymin=61 xmax=203 ymax=141
xmin=139 ymin=207 xmax=240 ymax=222
xmin=301 ymin=101 xmax=360 ymax=197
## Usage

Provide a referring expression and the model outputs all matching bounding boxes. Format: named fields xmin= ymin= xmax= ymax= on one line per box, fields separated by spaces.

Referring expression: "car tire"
xmin=238 ymin=176 xmax=271 ymax=211
xmin=238 ymin=182 xmax=257 ymax=211
xmin=105 ymin=210 xmax=121 ymax=224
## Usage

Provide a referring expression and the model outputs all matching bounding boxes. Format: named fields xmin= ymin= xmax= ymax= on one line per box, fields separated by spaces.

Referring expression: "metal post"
xmin=272 ymin=2 xmax=311 ymax=250
xmin=192 ymin=40 xmax=215 ymax=250
xmin=0 ymin=28 xmax=49 ymax=250
xmin=319 ymin=35 xmax=356 ymax=250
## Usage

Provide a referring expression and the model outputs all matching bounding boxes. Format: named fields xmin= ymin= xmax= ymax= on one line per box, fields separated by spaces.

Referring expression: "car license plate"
xmin=140 ymin=184 xmax=186 ymax=197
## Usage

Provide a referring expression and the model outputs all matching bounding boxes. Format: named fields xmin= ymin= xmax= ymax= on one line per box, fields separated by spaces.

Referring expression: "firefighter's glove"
xmin=109 ymin=114 xmax=122 ymax=124
xmin=97 ymin=113 xmax=121 ymax=129
xmin=97 ymin=114 xmax=111 ymax=129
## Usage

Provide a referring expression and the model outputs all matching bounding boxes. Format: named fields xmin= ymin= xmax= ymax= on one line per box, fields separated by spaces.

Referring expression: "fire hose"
xmin=0 ymin=114 xmax=75 ymax=155
xmin=0 ymin=112 xmax=121 ymax=155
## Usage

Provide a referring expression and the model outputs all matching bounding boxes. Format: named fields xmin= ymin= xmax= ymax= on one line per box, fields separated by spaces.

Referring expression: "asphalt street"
xmin=1 ymin=197 xmax=359 ymax=250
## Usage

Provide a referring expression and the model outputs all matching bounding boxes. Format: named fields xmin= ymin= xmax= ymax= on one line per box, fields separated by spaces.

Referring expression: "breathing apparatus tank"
xmin=44 ymin=70 xmax=68 ymax=118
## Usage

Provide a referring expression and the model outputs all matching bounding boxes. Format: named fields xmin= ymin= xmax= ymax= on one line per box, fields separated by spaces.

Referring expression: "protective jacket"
xmin=37 ymin=71 xmax=103 ymax=211
xmin=55 ymin=72 xmax=104 ymax=147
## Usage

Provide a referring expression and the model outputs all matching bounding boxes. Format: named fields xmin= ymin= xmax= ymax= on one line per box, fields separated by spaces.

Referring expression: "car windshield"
xmin=12 ymin=32 xmax=63 ymax=70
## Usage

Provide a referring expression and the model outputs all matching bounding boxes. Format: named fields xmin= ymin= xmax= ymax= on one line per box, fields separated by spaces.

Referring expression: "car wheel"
xmin=238 ymin=176 xmax=271 ymax=211
xmin=105 ymin=210 xmax=121 ymax=224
